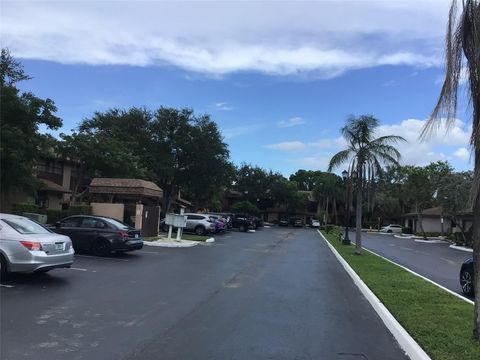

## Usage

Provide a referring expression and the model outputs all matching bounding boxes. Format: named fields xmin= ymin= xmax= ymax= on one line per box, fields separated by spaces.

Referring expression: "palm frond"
xmin=328 ymin=149 xmax=351 ymax=172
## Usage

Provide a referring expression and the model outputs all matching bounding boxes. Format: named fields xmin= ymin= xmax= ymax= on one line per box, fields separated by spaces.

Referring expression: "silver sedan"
xmin=0 ymin=213 xmax=74 ymax=279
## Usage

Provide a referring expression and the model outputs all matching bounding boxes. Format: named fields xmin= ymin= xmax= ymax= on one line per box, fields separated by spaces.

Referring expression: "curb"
xmin=205 ymin=237 xmax=215 ymax=243
xmin=414 ymin=239 xmax=449 ymax=244
xmin=317 ymin=230 xmax=431 ymax=360
xmin=143 ymin=240 xmax=199 ymax=248
xmin=449 ymin=244 xmax=473 ymax=253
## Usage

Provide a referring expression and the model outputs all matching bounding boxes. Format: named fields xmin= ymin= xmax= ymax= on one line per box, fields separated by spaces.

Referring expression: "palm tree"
xmin=421 ymin=0 xmax=480 ymax=341
xmin=328 ymin=115 xmax=406 ymax=254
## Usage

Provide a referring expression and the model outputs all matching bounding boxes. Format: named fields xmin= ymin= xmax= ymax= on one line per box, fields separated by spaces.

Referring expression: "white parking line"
xmin=74 ymin=254 xmax=129 ymax=262
xmin=68 ymin=267 xmax=88 ymax=271
xmin=0 ymin=284 xmax=14 ymax=288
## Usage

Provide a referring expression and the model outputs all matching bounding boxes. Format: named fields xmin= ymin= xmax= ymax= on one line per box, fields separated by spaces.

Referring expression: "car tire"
xmin=195 ymin=226 xmax=206 ymax=236
xmin=460 ymin=268 xmax=474 ymax=296
xmin=387 ymin=230 xmax=392 ymax=233
xmin=0 ymin=255 xmax=8 ymax=282
xmin=92 ymin=239 xmax=112 ymax=257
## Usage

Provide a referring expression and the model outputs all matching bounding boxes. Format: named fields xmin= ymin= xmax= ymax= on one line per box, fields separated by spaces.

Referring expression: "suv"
xmin=231 ymin=213 xmax=254 ymax=232
xmin=183 ymin=213 xmax=215 ymax=235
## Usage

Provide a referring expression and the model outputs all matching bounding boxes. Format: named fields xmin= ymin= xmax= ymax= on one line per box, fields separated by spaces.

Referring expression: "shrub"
xmin=68 ymin=205 xmax=92 ymax=215
xmin=402 ymin=227 xmax=413 ymax=234
xmin=325 ymin=224 xmax=335 ymax=233
xmin=12 ymin=203 xmax=39 ymax=215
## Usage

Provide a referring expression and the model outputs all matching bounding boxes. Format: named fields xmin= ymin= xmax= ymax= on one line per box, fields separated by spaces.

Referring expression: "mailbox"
xmin=165 ymin=213 xmax=187 ymax=228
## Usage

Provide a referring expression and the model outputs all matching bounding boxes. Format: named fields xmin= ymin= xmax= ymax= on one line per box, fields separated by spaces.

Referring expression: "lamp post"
xmin=342 ymin=170 xmax=351 ymax=245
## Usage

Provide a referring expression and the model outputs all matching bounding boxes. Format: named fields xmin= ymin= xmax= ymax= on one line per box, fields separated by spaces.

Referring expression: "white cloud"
xmin=277 ymin=117 xmax=306 ymax=128
xmin=213 ymin=102 xmax=233 ymax=111
xmin=222 ymin=123 xmax=264 ymax=139
xmin=454 ymin=147 xmax=470 ymax=162
xmin=276 ymin=118 xmax=472 ymax=170
xmin=264 ymin=141 xmax=306 ymax=152
xmin=1 ymin=0 xmax=450 ymax=77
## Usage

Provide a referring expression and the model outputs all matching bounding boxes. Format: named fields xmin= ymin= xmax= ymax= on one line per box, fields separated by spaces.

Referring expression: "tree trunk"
xmin=472 ymin=148 xmax=480 ymax=341
xmin=325 ymin=196 xmax=329 ymax=224
xmin=355 ymin=165 xmax=363 ymax=255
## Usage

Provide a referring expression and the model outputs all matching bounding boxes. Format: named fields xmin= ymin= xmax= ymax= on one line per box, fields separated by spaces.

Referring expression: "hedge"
xmin=12 ymin=203 xmax=92 ymax=224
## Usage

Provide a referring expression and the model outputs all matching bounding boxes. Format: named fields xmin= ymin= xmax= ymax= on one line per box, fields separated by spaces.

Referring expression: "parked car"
xmin=380 ymin=224 xmax=403 ymax=233
xmin=231 ymin=213 xmax=255 ymax=232
xmin=279 ymin=218 xmax=289 ymax=227
xmin=311 ymin=219 xmax=320 ymax=228
xmin=460 ymin=258 xmax=474 ymax=296
xmin=183 ymin=213 xmax=215 ymax=235
xmin=52 ymin=215 xmax=143 ymax=256
xmin=293 ymin=219 xmax=303 ymax=227
xmin=0 ymin=213 xmax=74 ymax=279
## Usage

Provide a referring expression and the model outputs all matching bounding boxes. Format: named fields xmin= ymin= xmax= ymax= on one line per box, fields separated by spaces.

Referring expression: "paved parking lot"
xmin=353 ymin=231 xmax=473 ymax=298
xmin=1 ymin=228 xmax=407 ymax=360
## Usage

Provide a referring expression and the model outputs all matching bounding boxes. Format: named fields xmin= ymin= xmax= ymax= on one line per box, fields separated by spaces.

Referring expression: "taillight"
xmin=20 ymin=241 xmax=43 ymax=251
xmin=119 ymin=231 xmax=129 ymax=238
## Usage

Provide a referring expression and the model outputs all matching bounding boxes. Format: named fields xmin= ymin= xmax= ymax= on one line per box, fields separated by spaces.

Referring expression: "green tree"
xmin=438 ymin=171 xmax=474 ymax=243
xmin=231 ymin=200 xmax=259 ymax=215
xmin=423 ymin=0 xmax=480 ymax=338
xmin=328 ymin=115 xmax=405 ymax=254
xmin=0 ymin=49 xmax=62 ymax=205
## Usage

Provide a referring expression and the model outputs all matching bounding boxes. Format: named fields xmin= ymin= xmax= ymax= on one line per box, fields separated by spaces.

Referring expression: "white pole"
xmin=168 ymin=224 xmax=173 ymax=239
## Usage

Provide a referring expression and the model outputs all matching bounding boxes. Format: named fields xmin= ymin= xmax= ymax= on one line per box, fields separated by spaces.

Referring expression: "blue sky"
xmin=2 ymin=0 xmax=474 ymax=176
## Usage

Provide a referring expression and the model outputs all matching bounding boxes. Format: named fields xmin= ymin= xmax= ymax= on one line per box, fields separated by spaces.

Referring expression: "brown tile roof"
xmin=40 ymin=179 xmax=72 ymax=193
xmin=89 ymin=178 xmax=163 ymax=198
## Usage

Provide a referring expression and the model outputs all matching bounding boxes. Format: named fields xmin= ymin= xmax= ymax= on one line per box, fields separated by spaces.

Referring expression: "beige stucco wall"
xmin=91 ymin=202 xmax=125 ymax=221
xmin=47 ymin=193 xmax=63 ymax=210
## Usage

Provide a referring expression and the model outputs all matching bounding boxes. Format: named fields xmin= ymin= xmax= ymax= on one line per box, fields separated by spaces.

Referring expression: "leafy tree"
xmin=0 ymin=49 xmax=62 ymax=205
xmin=231 ymin=200 xmax=259 ymax=215
xmin=146 ymin=107 xmax=230 ymax=214
xmin=423 ymin=0 xmax=480 ymax=339
xmin=437 ymin=171 xmax=473 ymax=243
xmin=328 ymin=115 xmax=405 ymax=254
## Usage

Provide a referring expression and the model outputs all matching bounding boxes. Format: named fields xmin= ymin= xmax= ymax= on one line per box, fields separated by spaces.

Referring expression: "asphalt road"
xmin=1 ymin=228 xmax=408 ymax=360
xmin=350 ymin=231 xmax=473 ymax=298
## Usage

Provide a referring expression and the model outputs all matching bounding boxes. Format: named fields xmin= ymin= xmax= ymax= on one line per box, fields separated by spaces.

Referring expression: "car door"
xmin=55 ymin=217 xmax=83 ymax=248
xmin=77 ymin=217 xmax=108 ymax=251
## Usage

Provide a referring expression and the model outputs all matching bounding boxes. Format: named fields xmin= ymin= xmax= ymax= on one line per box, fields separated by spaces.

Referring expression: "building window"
xmin=36 ymin=159 xmax=63 ymax=175
xmin=36 ymin=193 xmax=49 ymax=209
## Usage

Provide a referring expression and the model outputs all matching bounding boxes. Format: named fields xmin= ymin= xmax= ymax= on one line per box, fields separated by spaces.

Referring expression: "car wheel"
xmin=195 ymin=226 xmax=206 ymax=236
xmin=0 ymin=255 xmax=8 ymax=282
xmin=92 ymin=239 xmax=111 ymax=257
xmin=460 ymin=268 xmax=474 ymax=296
xmin=387 ymin=230 xmax=392 ymax=233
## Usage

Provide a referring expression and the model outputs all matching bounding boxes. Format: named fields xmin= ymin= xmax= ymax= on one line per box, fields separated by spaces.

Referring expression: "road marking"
xmin=0 ymin=284 xmax=14 ymax=288
xmin=74 ymin=254 xmax=129 ymax=262
xmin=68 ymin=267 xmax=88 ymax=271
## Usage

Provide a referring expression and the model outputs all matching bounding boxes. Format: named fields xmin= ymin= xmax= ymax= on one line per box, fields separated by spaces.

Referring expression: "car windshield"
xmin=102 ymin=217 xmax=130 ymax=230
xmin=2 ymin=218 xmax=52 ymax=234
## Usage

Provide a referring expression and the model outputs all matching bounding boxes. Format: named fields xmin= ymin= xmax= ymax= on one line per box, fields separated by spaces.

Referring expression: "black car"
xmin=53 ymin=215 xmax=143 ymax=256
xmin=460 ymin=258 xmax=474 ymax=296
xmin=231 ymin=213 xmax=254 ymax=232
xmin=279 ymin=218 xmax=289 ymax=226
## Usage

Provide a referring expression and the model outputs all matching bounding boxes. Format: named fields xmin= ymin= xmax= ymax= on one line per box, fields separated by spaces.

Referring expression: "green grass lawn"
xmin=321 ymin=230 xmax=479 ymax=360
xmin=143 ymin=234 xmax=211 ymax=242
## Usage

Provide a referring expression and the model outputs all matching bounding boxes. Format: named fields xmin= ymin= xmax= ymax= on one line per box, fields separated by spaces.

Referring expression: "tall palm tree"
xmin=421 ymin=0 xmax=480 ymax=341
xmin=328 ymin=115 xmax=406 ymax=254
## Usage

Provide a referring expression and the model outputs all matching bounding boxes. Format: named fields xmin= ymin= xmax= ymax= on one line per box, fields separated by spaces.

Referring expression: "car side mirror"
xmin=55 ymin=221 xmax=61 ymax=228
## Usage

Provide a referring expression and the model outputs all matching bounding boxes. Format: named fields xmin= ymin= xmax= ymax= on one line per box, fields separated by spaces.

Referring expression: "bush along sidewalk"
xmin=321 ymin=230 xmax=479 ymax=360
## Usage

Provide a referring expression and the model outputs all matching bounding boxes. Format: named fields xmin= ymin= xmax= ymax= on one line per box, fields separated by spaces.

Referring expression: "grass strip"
xmin=321 ymin=230 xmax=479 ymax=360
xmin=143 ymin=234 xmax=210 ymax=242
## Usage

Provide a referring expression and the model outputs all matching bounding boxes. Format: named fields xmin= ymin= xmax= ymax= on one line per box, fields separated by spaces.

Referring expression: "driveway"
xmin=352 ymin=231 xmax=472 ymax=298
xmin=1 ymin=228 xmax=408 ymax=360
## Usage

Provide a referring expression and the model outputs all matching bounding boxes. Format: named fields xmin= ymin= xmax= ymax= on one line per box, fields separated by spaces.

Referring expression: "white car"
xmin=380 ymin=224 xmax=403 ymax=233
xmin=311 ymin=219 xmax=320 ymax=228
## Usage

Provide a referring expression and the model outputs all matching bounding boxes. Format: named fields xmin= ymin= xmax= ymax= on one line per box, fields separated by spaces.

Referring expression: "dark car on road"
xmin=279 ymin=218 xmax=289 ymax=226
xmin=460 ymin=258 xmax=474 ymax=296
xmin=293 ymin=219 xmax=303 ymax=227
xmin=52 ymin=215 xmax=143 ymax=256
